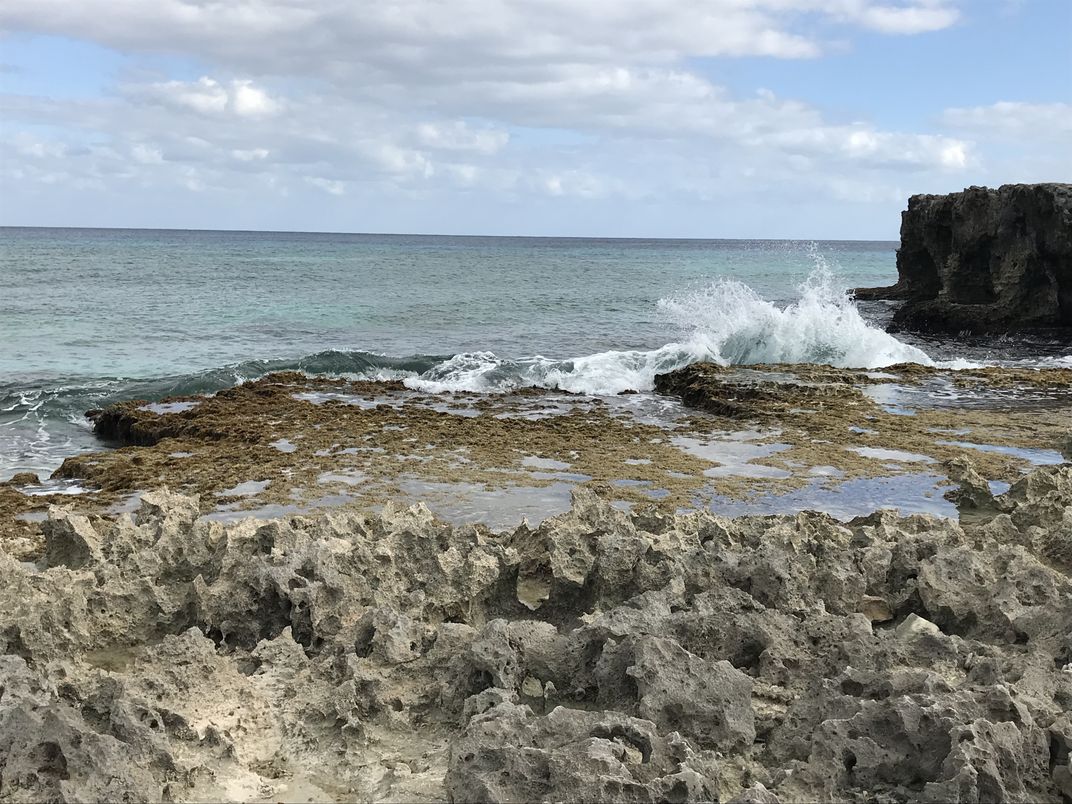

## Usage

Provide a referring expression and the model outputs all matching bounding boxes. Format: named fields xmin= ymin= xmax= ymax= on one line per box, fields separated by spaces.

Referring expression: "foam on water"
xmin=659 ymin=259 xmax=932 ymax=369
xmin=403 ymin=263 xmax=933 ymax=395
xmin=1042 ymin=354 xmax=1072 ymax=368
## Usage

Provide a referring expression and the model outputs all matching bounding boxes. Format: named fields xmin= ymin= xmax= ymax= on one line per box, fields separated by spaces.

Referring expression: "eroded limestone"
xmin=1 ymin=463 xmax=1069 ymax=802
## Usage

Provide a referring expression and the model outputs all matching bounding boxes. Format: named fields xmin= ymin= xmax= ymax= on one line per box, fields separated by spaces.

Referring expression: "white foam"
xmin=1041 ymin=354 xmax=1072 ymax=369
xmin=935 ymin=358 xmax=986 ymax=370
xmin=404 ymin=352 xmax=511 ymax=393
xmin=657 ymin=260 xmax=932 ymax=369
xmin=402 ymin=262 xmax=935 ymax=396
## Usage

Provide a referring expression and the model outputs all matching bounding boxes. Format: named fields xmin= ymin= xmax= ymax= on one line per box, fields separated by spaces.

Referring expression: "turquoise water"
xmin=1 ymin=227 xmax=1066 ymax=480
xmin=2 ymin=228 xmax=898 ymax=376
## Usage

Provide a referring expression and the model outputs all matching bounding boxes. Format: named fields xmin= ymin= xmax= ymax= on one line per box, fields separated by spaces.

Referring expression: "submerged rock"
xmin=857 ymin=183 xmax=1072 ymax=333
xmin=0 ymin=467 xmax=1069 ymax=802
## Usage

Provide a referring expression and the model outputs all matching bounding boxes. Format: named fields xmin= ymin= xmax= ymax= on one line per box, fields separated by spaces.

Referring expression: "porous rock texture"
xmin=2 ymin=465 xmax=1071 ymax=802
xmin=856 ymin=183 xmax=1072 ymax=333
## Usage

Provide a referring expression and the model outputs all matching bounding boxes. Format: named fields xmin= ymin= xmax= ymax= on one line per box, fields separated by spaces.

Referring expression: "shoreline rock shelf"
xmin=0 ymin=466 xmax=1070 ymax=802
xmin=857 ymin=183 xmax=1072 ymax=334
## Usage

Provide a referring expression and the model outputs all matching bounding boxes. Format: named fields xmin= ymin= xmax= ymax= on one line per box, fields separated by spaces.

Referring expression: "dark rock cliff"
xmin=856 ymin=184 xmax=1072 ymax=333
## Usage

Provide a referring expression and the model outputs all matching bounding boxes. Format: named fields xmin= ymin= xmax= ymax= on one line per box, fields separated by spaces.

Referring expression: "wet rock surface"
xmin=2 ymin=463 xmax=1070 ymax=802
xmin=4 ymin=362 xmax=1068 ymax=545
xmin=856 ymin=183 xmax=1072 ymax=334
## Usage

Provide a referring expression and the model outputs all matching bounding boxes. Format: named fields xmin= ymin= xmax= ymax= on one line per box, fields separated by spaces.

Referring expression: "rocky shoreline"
xmin=1 ymin=362 xmax=1071 ymax=802
xmin=4 ymin=363 xmax=1070 ymax=557
xmin=2 ymin=461 xmax=1070 ymax=802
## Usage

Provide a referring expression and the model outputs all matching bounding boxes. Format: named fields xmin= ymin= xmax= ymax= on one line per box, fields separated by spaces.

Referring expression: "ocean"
xmin=2 ymin=226 xmax=1069 ymax=481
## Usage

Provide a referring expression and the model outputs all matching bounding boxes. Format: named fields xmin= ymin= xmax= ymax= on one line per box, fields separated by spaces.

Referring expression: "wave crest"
xmin=402 ymin=264 xmax=932 ymax=395
xmin=658 ymin=261 xmax=932 ymax=370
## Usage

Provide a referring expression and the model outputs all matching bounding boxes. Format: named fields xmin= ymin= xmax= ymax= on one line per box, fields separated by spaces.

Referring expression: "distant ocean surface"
xmin=2 ymin=227 xmax=1069 ymax=480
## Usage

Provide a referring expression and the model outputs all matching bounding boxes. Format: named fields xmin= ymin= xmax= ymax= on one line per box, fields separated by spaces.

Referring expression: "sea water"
xmin=2 ymin=227 xmax=1069 ymax=480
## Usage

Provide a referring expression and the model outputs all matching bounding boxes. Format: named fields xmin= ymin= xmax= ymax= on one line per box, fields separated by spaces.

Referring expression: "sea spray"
xmin=658 ymin=260 xmax=934 ymax=370
xmin=402 ymin=264 xmax=934 ymax=395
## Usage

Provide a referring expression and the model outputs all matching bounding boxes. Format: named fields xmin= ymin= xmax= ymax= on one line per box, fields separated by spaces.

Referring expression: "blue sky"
xmin=1 ymin=0 xmax=1069 ymax=238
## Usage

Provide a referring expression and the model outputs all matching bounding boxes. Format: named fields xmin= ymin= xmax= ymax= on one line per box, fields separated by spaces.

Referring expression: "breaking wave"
xmin=403 ymin=263 xmax=933 ymax=394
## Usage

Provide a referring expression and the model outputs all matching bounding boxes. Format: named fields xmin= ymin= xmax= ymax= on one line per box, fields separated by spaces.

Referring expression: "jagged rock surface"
xmin=856 ymin=184 xmax=1072 ymax=333
xmin=1 ymin=470 xmax=1071 ymax=802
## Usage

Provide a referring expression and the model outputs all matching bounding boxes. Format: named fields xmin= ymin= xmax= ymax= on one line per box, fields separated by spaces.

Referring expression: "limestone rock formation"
xmin=1 ymin=467 xmax=1070 ymax=801
xmin=856 ymin=184 xmax=1072 ymax=333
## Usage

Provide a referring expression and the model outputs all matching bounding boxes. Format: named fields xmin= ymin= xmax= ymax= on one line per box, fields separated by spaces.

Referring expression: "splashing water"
xmin=658 ymin=258 xmax=933 ymax=369
xmin=401 ymin=261 xmax=934 ymax=395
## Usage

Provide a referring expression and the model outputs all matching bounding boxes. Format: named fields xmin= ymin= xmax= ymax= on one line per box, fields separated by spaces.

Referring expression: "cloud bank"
xmin=0 ymin=0 xmax=1067 ymax=236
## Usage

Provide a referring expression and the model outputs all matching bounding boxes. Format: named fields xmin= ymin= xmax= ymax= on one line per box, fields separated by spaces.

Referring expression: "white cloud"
xmin=939 ymin=141 xmax=967 ymax=169
xmin=230 ymin=80 xmax=279 ymax=117
xmin=0 ymin=0 xmax=991 ymax=234
xmin=932 ymin=100 xmax=1072 ymax=189
xmin=178 ymin=166 xmax=207 ymax=192
xmin=0 ymin=0 xmax=961 ymax=77
xmin=131 ymin=143 xmax=163 ymax=164
xmin=366 ymin=142 xmax=436 ymax=178
xmin=540 ymin=170 xmax=619 ymax=199
xmin=127 ymin=76 xmax=280 ymax=118
xmin=849 ymin=3 xmax=960 ymax=34
xmin=416 ymin=122 xmax=509 ymax=154
xmin=0 ymin=67 xmax=974 ymax=217
xmin=305 ymin=176 xmax=346 ymax=195
xmin=941 ymin=101 xmax=1072 ymax=140
xmin=231 ymin=147 xmax=270 ymax=161
xmin=9 ymin=133 xmax=69 ymax=159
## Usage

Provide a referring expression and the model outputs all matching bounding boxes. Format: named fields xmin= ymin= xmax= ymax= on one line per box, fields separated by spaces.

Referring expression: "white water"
xmin=403 ymin=265 xmax=934 ymax=395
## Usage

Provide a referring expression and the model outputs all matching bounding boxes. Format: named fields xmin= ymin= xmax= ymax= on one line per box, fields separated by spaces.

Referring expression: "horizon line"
xmin=0 ymin=224 xmax=899 ymax=243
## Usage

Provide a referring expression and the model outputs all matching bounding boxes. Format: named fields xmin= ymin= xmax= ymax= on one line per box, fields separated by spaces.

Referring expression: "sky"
xmin=0 ymin=0 xmax=1069 ymax=238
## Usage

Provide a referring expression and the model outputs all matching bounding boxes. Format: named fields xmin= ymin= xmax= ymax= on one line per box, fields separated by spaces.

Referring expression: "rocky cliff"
xmin=857 ymin=184 xmax=1072 ymax=333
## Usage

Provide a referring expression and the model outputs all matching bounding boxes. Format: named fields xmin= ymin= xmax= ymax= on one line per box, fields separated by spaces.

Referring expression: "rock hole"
xmin=2 ymin=626 xmax=32 ymax=662
xmin=467 ymin=670 xmax=493 ymax=697
xmin=236 ymin=656 xmax=262 ymax=676
xmin=34 ymin=742 xmax=69 ymax=780
xmin=1051 ymin=731 xmax=1070 ymax=770
xmin=665 ymin=779 xmax=690 ymax=803
xmin=354 ymin=627 xmax=375 ymax=658
xmin=730 ymin=637 xmax=766 ymax=675
xmin=840 ymin=679 xmax=865 ymax=697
